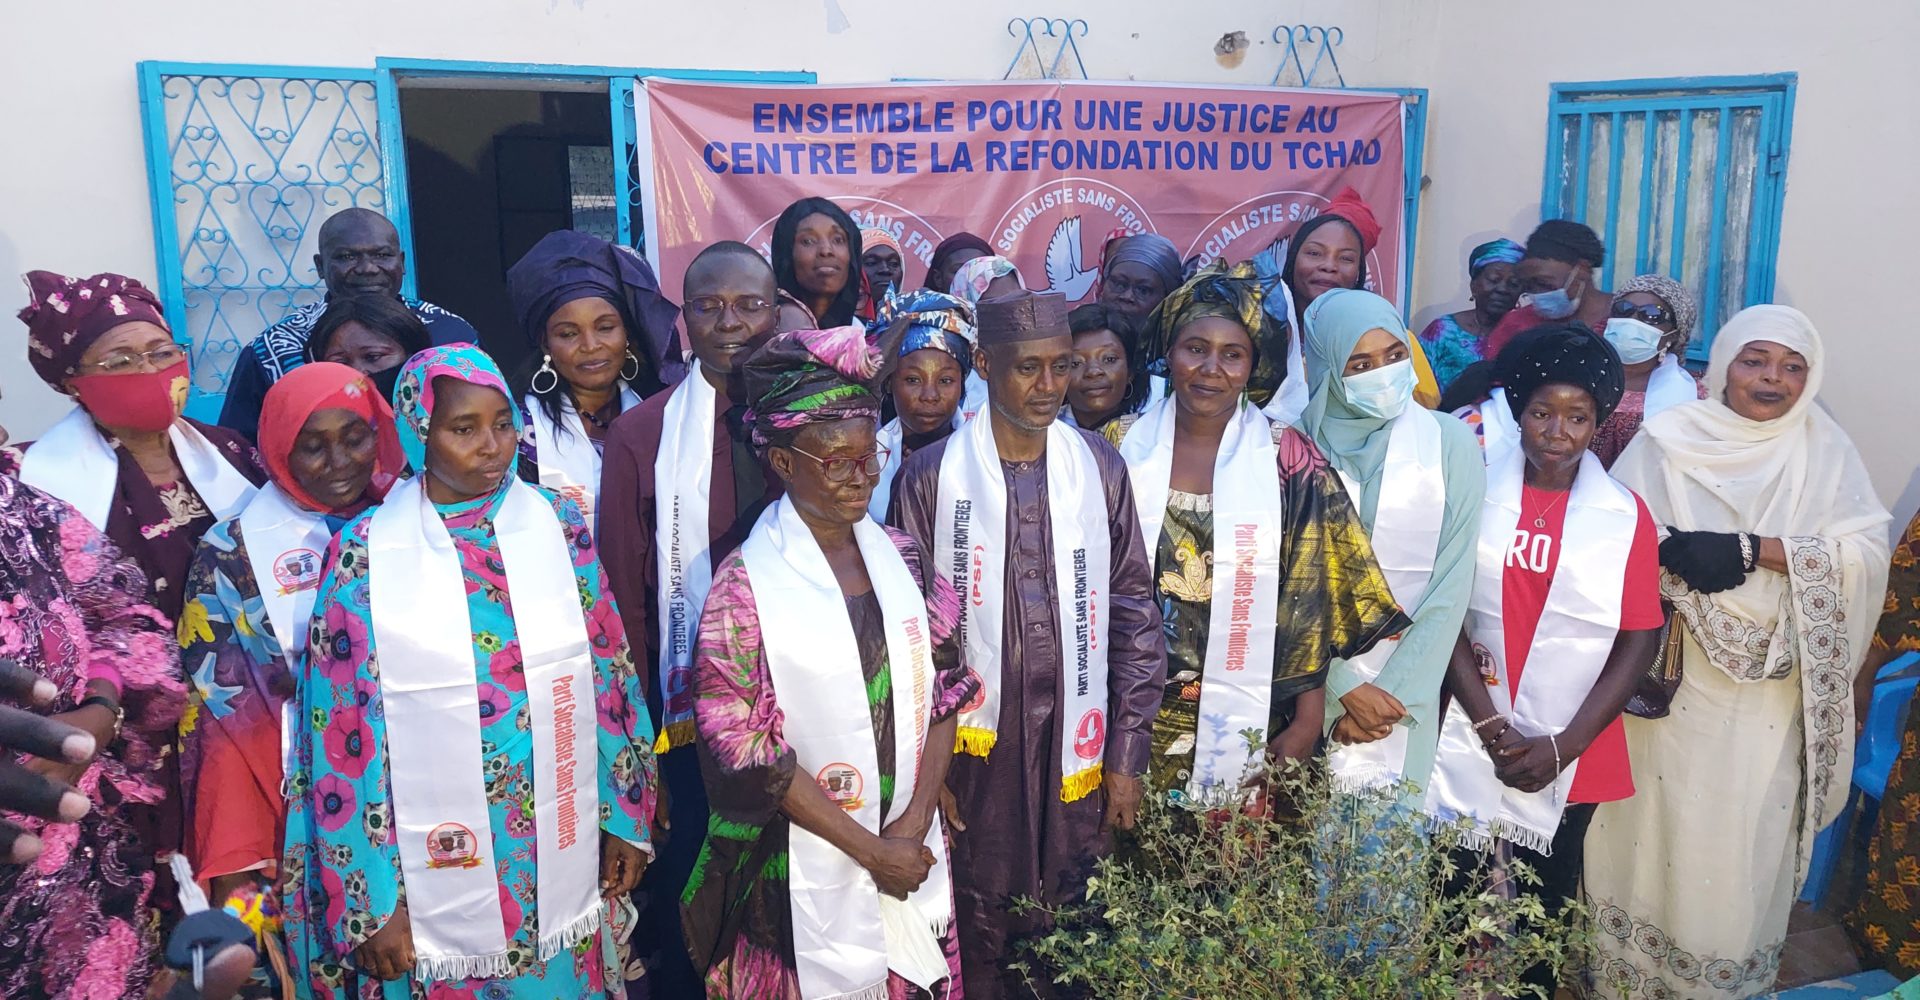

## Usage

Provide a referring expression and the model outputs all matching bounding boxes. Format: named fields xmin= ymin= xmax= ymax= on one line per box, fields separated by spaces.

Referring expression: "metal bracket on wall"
xmin=1004 ymin=18 xmax=1090 ymax=80
xmin=1270 ymin=25 xmax=1346 ymax=88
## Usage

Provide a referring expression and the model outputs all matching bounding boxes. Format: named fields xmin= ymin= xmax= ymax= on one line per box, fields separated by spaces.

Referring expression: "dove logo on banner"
xmin=991 ymin=178 xmax=1154 ymax=304
xmin=1042 ymin=217 xmax=1100 ymax=301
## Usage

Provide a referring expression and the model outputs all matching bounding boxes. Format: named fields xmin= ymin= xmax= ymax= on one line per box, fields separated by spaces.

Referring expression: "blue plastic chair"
xmin=1800 ymin=651 xmax=1920 ymax=907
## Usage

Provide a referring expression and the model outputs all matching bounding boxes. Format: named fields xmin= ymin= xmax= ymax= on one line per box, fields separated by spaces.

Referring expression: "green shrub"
xmin=1014 ymin=751 xmax=1589 ymax=999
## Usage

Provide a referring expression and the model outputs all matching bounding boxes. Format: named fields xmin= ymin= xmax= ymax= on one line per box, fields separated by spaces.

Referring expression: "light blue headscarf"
xmin=1299 ymin=288 xmax=1414 ymax=500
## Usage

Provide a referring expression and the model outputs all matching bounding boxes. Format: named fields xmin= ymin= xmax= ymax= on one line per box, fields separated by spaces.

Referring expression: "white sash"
xmin=652 ymin=368 xmax=717 ymax=750
xmin=934 ymin=415 xmax=1111 ymax=802
xmin=1326 ymin=410 xmax=1446 ymax=791
xmin=22 ymin=407 xmax=258 ymax=531
xmin=525 ymin=386 xmax=641 ymax=525
xmin=1642 ymin=354 xmax=1698 ymax=419
xmin=1424 ymin=448 xmax=1633 ymax=853
xmin=868 ymin=418 xmax=906 ymax=522
xmin=1476 ymin=388 xmax=1521 ymax=469
xmin=368 ymin=478 xmax=600 ymax=981
xmin=744 ymin=498 xmax=953 ymax=998
xmin=237 ymin=483 xmax=333 ymax=786
xmin=958 ymin=373 xmax=987 ymax=424
xmin=1118 ymin=397 xmax=1282 ymax=800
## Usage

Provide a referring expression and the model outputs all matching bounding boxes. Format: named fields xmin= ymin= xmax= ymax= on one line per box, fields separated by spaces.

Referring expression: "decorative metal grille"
xmin=1270 ymin=25 xmax=1346 ymax=88
xmin=1545 ymin=79 xmax=1794 ymax=354
xmin=143 ymin=69 xmax=385 ymax=398
xmin=1004 ymin=18 xmax=1089 ymax=80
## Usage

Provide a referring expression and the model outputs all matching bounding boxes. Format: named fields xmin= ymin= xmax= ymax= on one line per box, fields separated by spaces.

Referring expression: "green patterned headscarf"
xmin=1139 ymin=262 xmax=1291 ymax=406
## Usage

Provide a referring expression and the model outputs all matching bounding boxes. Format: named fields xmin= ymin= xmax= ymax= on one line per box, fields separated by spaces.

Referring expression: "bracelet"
xmin=1471 ymin=714 xmax=1507 ymax=734
xmin=1548 ymin=732 xmax=1562 ymax=775
xmin=1479 ymin=721 xmax=1510 ymax=750
xmin=1738 ymin=533 xmax=1757 ymax=573
xmin=77 ymin=695 xmax=123 ymax=742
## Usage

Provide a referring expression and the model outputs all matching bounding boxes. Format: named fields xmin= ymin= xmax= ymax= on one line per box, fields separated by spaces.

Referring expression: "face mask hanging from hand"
xmin=1604 ymin=317 xmax=1667 ymax=364
xmin=70 ymin=360 xmax=190 ymax=433
xmin=1341 ymin=358 xmax=1416 ymax=420
xmin=1520 ymin=267 xmax=1583 ymax=320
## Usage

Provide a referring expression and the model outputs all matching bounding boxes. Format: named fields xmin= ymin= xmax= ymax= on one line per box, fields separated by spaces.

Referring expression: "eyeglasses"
xmin=685 ymin=296 xmax=775 ymax=323
xmin=86 ymin=344 xmax=187 ymax=375
xmin=786 ymin=445 xmax=890 ymax=484
xmin=1610 ymin=299 xmax=1675 ymax=327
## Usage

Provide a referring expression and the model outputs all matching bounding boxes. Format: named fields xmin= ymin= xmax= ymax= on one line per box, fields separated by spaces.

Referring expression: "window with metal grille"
xmin=1542 ymin=74 xmax=1795 ymax=359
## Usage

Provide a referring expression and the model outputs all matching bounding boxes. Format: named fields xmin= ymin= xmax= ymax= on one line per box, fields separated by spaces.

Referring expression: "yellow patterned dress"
xmin=1849 ymin=510 xmax=1920 ymax=978
xmin=1103 ymin=416 xmax=1408 ymax=794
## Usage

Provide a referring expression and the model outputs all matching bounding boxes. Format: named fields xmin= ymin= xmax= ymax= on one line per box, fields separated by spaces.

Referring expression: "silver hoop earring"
xmin=531 ymin=354 xmax=560 ymax=395
xmin=620 ymin=350 xmax=642 ymax=382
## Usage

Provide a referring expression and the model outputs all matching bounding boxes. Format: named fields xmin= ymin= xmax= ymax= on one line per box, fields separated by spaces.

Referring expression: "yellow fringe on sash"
xmin=1059 ymin=763 xmax=1104 ymax=803
xmin=955 ymin=726 xmax=997 ymax=758
xmin=653 ymin=719 xmax=699 ymax=755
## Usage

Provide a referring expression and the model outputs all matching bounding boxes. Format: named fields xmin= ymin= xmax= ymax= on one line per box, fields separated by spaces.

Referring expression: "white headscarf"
xmin=1611 ymin=304 xmax=1890 ymax=856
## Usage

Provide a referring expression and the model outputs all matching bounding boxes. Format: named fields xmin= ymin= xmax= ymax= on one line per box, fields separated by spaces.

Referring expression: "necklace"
xmin=1526 ymin=484 xmax=1571 ymax=528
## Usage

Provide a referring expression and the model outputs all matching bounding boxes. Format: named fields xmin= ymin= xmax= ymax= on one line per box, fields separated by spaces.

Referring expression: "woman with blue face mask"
xmin=1300 ymin=288 xmax=1486 ymax=802
xmin=1592 ymin=273 xmax=1707 ymax=467
xmin=1484 ymin=220 xmax=1612 ymax=363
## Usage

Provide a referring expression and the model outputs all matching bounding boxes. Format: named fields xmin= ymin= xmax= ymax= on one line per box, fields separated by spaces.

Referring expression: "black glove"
xmin=1658 ymin=529 xmax=1749 ymax=594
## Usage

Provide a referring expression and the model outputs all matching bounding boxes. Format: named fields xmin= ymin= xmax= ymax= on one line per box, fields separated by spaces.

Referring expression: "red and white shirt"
xmin=1500 ymin=485 xmax=1664 ymax=803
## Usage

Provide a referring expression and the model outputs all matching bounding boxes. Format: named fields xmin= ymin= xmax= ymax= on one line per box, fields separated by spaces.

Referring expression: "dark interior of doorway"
xmin=401 ymin=85 xmax=615 ymax=378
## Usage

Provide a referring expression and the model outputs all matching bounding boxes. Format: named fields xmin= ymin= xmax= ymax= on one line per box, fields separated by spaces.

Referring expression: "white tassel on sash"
xmin=744 ymin=497 xmax=953 ymax=997
xmin=1424 ymin=448 xmax=1634 ymax=853
xmin=525 ymin=385 xmax=641 ymax=525
xmin=368 ymin=478 xmax=600 ymax=981
xmin=1118 ymin=397 xmax=1283 ymax=801
xmin=1326 ymin=409 xmax=1446 ymax=792
xmin=652 ymin=367 xmax=717 ymax=750
xmin=934 ymin=415 xmax=1111 ymax=801
xmin=22 ymin=407 xmax=257 ymax=531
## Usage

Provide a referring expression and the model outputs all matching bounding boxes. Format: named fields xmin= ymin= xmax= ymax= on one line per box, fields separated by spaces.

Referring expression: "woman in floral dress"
xmin=286 ymin=345 xmax=658 ymax=999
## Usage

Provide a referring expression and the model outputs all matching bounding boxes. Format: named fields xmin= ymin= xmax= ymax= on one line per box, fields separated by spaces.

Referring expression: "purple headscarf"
xmin=505 ymin=231 xmax=685 ymax=390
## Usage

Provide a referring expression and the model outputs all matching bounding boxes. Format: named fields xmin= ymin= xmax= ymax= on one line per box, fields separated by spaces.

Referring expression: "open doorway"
xmin=399 ymin=82 xmax=617 ymax=377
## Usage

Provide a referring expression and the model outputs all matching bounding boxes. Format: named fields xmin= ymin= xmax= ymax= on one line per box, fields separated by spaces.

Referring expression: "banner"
xmin=638 ymin=79 xmax=1406 ymax=311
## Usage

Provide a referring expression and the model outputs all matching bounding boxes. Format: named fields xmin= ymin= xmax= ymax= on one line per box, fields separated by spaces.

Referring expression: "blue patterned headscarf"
xmin=1468 ymin=238 xmax=1525 ymax=278
xmin=390 ymin=344 xmax=522 ymax=474
xmin=870 ymin=287 xmax=975 ymax=374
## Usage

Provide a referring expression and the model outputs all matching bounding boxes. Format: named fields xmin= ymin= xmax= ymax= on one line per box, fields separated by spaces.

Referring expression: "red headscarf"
xmin=1322 ymin=187 xmax=1382 ymax=254
xmin=258 ymin=362 xmax=406 ymax=514
xmin=18 ymin=270 xmax=171 ymax=390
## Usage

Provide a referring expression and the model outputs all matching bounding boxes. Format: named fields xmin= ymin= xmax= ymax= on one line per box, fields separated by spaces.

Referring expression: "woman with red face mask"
xmin=15 ymin=270 xmax=265 ymax=910
xmin=18 ymin=271 xmax=266 ymax=624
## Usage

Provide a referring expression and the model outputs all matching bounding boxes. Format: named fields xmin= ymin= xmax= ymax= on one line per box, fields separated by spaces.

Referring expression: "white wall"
xmin=1 ymin=0 xmax=1913 ymax=520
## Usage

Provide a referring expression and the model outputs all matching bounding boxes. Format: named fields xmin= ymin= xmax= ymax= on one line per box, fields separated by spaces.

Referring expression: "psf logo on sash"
xmin=817 ymin=762 xmax=866 ymax=811
xmin=273 ymin=547 xmax=324 ymax=596
xmin=426 ymin=822 xmax=483 ymax=869
xmin=1074 ymin=708 xmax=1106 ymax=761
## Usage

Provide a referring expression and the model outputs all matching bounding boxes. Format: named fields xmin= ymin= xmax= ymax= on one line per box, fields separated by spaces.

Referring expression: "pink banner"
xmin=638 ymin=79 xmax=1406 ymax=310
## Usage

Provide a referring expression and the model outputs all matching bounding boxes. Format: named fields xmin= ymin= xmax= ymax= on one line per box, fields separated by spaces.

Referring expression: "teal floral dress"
xmin=283 ymin=345 xmax=659 ymax=999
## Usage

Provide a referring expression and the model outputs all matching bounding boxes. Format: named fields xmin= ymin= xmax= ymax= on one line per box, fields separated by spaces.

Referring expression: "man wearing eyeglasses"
xmin=596 ymin=239 xmax=782 ymax=997
xmin=215 ymin=207 xmax=479 ymax=440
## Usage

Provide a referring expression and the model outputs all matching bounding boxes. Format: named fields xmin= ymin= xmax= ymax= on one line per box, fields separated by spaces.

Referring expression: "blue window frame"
xmin=1543 ymin=74 xmax=1796 ymax=358
xmin=137 ymin=62 xmax=388 ymax=413
xmin=139 ymin=58 xmax=811 ymax=418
